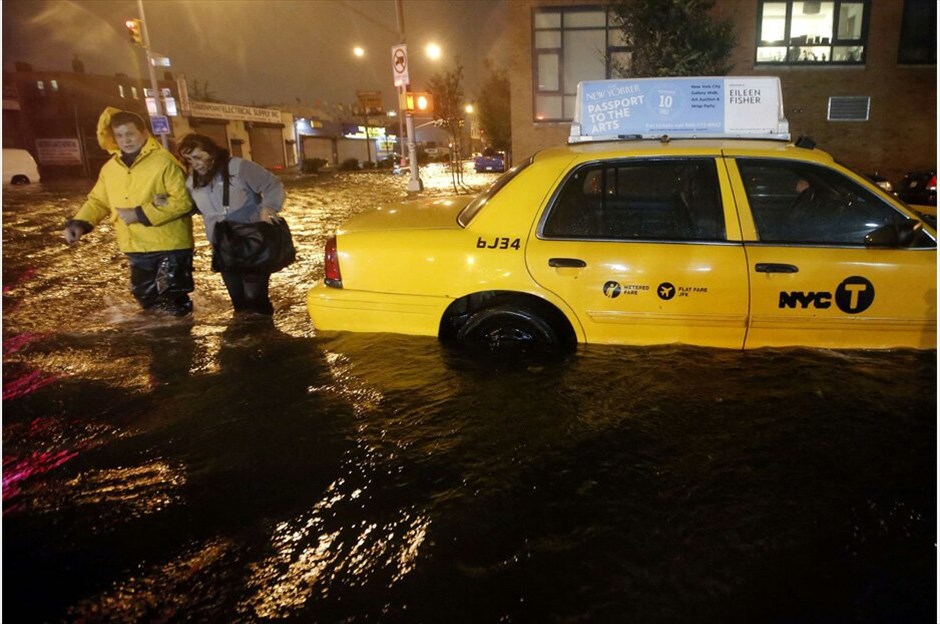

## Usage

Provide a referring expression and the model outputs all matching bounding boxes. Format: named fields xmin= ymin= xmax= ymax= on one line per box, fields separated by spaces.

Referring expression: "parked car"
xmin=897 ymin=169 xmax=936 ymax=206
xmin=307 ymin=78 xmax=936 ymax=352
xmin=474 ymin=148 xmax=505 ymax=173
xmin=3 ymin=148 xmax=41 ymax=185
xmin=896 ymin=169 xmax=936 ymax=227
xmin=865 ymin=172 xmax=894 ymax=194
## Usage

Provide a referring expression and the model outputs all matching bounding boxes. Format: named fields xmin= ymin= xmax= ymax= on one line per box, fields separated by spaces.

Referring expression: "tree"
xmin=187 ymin=78 xmax=222 ymax=103
xmin=427 ymin=61 xmax=467 ymax=187
xmin=426 ymin=61 xmax=465 ymax=151
xmin=608 ymin=0 xmax=736 ymax=78
xmin=477 ymin=60 xmax=511 ymax=155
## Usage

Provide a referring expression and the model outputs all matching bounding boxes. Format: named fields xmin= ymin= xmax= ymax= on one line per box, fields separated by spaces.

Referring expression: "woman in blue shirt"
xmin=177 ymin=133 xmax=285 ymax=315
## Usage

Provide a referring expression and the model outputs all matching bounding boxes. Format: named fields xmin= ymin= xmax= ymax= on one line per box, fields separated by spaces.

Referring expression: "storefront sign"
xmin=35 ymin=138 xmax=82 ymax=165
xmin=343 ymin=126 xmax=387 ymax=140
xmin=188 ymin=100 xmax=282 ymax=123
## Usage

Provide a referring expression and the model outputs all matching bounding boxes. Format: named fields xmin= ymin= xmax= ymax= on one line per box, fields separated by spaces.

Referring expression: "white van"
xmin=3 ymin=148 xmax=41 ymax=184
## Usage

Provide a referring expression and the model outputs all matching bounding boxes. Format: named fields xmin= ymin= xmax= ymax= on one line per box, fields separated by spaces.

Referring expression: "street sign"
xmin=150 ymin=115 xmax=170 ymax=135
xmin=391 ymin=44 xmax=409 ymax=87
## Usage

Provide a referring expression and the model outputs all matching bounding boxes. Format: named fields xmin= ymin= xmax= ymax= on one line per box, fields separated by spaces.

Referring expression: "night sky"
xmin=3 ymin=0 xmax=506 ymax=110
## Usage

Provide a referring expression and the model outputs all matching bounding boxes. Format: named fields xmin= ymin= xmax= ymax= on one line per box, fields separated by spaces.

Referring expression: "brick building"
xmin=507 ymin=0 xmax=936 ymax=182
xmin=2 ymin=61 xmax=178 ymax=177
xmin=3 ymin=62 xmax=298 ymax=176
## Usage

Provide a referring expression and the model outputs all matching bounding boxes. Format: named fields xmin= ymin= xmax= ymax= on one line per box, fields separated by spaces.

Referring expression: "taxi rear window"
xmin=541 ymin=158 xmax=725 ymax=241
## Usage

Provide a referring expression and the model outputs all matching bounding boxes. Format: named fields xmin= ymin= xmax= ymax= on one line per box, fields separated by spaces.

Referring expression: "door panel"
xmin=730 ymin=157 xmax=937 ymax=349
xmin=743 ymin=245 xmax=936 ymax=348
xmin=247 ymin=126 xmax=284 ymax=169
xmin=526 ymin=157 xmax=749 ymax=347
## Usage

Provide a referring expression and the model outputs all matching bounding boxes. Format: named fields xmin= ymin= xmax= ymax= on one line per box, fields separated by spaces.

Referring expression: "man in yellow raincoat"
xmin=63 ymin=108 xmax=196 ymax=315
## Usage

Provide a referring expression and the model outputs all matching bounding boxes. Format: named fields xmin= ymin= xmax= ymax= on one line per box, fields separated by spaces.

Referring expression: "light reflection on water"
xmin=2 ymin=175 xmax=935 ymax=622
xmin=240 ymin=475 xmax=430 ymax=620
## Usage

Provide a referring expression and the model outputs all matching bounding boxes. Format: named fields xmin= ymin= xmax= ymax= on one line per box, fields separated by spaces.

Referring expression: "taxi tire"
xmin=457 ymin=304 xmax=560 ymax=352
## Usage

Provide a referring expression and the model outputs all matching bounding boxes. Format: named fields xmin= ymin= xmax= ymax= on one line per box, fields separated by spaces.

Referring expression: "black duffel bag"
xmin=211 ymin=218 xmax=296 ymax=273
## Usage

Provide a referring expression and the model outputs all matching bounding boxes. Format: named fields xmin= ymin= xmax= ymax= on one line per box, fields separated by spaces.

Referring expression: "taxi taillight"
xmin=929 ymin=174 xmax=937 ymax=191
xmin=324 ymin=235 xmax=342 ymax=287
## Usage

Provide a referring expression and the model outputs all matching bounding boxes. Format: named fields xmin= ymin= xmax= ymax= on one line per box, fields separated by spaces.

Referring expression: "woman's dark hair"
xmin=178 ymin=133 xmax=229 ymax=188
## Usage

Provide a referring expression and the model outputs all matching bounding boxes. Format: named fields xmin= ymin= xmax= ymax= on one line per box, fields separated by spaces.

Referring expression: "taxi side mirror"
xmin=864 ymin=219 xmax=923 ymax=248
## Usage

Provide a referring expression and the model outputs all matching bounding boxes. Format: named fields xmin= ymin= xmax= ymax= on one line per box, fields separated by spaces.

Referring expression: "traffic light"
xmin=400 ymin=91 xmax=433 ymax=114
xmin=125 ymin=18 xmax=143 ymax=46
xmin=415 ymin=93 xmax=431 ymax=112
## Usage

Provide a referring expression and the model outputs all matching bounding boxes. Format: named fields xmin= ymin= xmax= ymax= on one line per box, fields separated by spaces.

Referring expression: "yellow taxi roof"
xmin=536 ymin=138 xmax=836 ymax=166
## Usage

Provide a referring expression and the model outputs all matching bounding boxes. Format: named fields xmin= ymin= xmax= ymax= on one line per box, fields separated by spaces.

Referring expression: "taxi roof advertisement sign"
xmin=570 ymin=76 xmax=790 ymax=142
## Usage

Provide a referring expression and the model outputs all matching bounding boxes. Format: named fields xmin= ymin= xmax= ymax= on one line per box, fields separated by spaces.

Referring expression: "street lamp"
xmin=353 ymin=46 xmax=365 ymax=58
xmin=425 ymin=42 xmax=442 ymax=60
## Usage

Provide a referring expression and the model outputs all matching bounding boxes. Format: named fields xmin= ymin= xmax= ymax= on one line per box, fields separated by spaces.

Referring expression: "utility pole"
xmin=360 ymin=108 xmax=373 ymax=164
xmin=395 ymin=0 xmax=422 ymax=191
xmin=136 ymin=0 xmax=168 ymax=148
xmin=394 ymin=0 xmax=406 ymax=168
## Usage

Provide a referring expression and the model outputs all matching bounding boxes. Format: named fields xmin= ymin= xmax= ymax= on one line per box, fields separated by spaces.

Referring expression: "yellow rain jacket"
xmin=73 ymin=107 xmax=194 ymax=253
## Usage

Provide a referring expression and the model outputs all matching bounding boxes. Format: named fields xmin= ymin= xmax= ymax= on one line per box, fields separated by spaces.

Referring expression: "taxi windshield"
xmin=458 ymin=157 xmax=533 ymax=226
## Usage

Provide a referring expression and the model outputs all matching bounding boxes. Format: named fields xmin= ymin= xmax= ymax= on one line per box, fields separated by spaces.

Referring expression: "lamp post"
xmin=135 ymin=0 xmax=167 ymax=149
xmin=395 ymin=0 xmax=423 ymax=191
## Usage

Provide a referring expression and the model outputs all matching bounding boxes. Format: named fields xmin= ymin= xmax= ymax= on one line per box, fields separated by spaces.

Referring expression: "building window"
xmin=755 ymin=1 xmax=870 ymax=65
xmin=898 ymin=0 xmax=936 ymax=64
xmin=131 ymin=86 xmax=139 ymax=99
xmin=532 ymin=6 xmax=627 ymax=122
xmin=50 ymin=80 xmax=59 ymax=92
xmin=119 ymin=85 xmax=126 ymax=98
xmin=36 ymin=80 xmax=45 ymax=93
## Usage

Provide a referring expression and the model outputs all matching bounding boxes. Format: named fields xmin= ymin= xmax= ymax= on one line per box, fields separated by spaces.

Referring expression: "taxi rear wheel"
xmin=457 ymin=304 xmax=560 ymax=352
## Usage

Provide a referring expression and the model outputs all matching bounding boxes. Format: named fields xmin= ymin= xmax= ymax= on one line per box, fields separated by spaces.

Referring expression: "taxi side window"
xmin=737 ymin=159 xmax=925 ymax=246
xmin=542 ymin=159 xmax=725 ymax=241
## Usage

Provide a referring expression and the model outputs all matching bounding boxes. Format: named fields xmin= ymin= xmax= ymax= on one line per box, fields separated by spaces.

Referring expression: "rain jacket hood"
xmin=73 ymin=107 xmax=194 ymax=253
xmin=96 ymin=106 xmax=129 ymax=153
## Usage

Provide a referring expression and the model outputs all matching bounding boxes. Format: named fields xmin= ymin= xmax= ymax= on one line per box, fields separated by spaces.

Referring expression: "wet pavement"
xmin=2 ymin=168 xmax=936 ymax=622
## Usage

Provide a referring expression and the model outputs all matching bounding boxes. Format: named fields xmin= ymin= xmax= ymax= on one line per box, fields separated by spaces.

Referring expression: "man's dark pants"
xmin=128 ymin=249 xmax=195 ymax=316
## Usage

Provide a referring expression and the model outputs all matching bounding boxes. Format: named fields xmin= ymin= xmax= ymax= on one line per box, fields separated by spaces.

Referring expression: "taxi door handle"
xmin=755 ymin=263 xmax=799 ymax=273
xmin=549 ymin=258 xmax=587 ymax=268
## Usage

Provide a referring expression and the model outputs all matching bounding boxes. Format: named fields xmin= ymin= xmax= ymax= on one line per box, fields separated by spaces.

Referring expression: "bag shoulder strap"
xmin=222 ymin=160 xmax=230 ymax=209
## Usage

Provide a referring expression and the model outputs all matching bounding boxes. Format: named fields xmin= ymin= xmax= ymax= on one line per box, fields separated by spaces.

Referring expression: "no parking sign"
xmin=391 ymin=44 xmax=409 ymax=87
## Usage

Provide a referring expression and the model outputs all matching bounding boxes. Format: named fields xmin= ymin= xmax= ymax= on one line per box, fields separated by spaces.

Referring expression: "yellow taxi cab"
xmin=307 ymin=77 xmax=936 ymax=351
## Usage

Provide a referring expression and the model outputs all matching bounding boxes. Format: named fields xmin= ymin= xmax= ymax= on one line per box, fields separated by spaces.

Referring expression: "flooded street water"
xmin=3 ymin=171 xmax=936 ymax=622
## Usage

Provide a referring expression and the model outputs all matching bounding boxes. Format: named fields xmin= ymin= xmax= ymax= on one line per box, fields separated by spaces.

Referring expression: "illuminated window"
xmin=50 ymin=80 xmax=59 ymax=92
xmin=36 ymin=80 xmax=45 ymax=92
xmin=131 ymin=86 xmax=139 ymax=99
xmin=756 ymin=1 xmax=870 ymax=65
xmin=119 ymin=85 xmax=126 ymax=98
xmin=532 ymin=6 xmax=628 ymax=122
